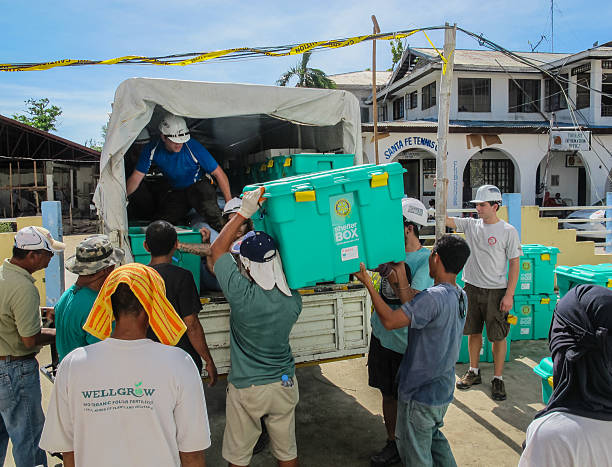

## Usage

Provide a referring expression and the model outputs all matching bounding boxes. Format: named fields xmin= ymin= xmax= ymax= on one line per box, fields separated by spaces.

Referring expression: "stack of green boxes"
xmin=555 ymin=263 xmax=612 ymax=298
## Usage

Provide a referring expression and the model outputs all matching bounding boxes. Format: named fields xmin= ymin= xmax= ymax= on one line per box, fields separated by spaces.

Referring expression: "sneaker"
xmin=491 ymin=378 xmax=507 ymax=401
xmin=456 ymin=369 xmax=482 ymax=390
xmin=371 ymin=439 xmax=401 ymax=467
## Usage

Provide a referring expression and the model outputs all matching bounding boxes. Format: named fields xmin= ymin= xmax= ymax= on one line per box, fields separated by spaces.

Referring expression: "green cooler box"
xmin=555 ymin=263 xmax=612 ymax=298
xmin=266 ymin=155 xmax=290 ymax=181
xmin=533 ymin=357 xmax=554 ymax=404
xmin=511 ymin=294 xmax=558 ymax=340
xmin=283 ymin=153 xmax=354 ymax=177
xmin=516 ymin=245 xmax=559 ymax=295
xmin=243 ymin=163 xmax=405 ymax=289
xmin=128 ymin=227 xmax=202 ymax=293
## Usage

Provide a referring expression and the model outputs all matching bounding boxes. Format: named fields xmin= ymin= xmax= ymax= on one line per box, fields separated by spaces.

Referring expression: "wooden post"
xmin=17 ymin=160 xmax=21 ymax=212
xmin=434 ymin=23 xmax=456 ymax=240
xmin=46 ymin=162 xmax=54 ymax=201
xmin=9 ymin=163 xmax=13 ymax=217
xmin=371 ymin=15 xmax=381 ymax=165
xmin=33 ymin=161 xmax=40 ymax=214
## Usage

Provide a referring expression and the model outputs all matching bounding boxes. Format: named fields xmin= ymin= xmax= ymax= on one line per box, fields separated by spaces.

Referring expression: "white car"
xmin=560 ymin=199 xmax=608 ymax=240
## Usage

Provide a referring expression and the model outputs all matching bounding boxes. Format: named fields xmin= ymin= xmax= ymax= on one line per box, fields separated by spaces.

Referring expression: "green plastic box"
xmin=243 ymin=163 xmax=406 ymax=289
xmin=266 ymin=155 xmax=290 ymax=181
xmin=457 ymin=329 xmax=511 ymax=364
xmin=555 ymin=264 xmax=612 ymax=297
xmin=533 ymin=357 xmax=554 ymax=404
xmin=516 ymin=245 xmax=560 ymax=295
xmin=128 ymin=227 xmax=202 ymax=293
xmin=511 ymin=294 xmax=558 ymax=341
xmin=283 ymin=153 xmax=354 ymax=177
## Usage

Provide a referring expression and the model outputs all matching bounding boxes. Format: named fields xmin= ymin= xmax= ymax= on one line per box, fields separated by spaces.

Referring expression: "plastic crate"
xmin=456 ymin=329 xmax=511 ymax=363
xmin=516 ymin=245 xmax=559 ymax=295
xmin=510 ymin=294 xmax=558 ymax=341
xmin=243 ymin=163 xmax=406 ymax=289
xmin=283 ymin=153 xmax=354 ymax=177
xmin=128 ymin=227 xmax=202 ymax=293
xmin=266 ymin=155 xmax=290 ymax=181
xmin=533 ymin=357 xmax=554 ymax=404
xmin=555 ymin=264 xmax=612 ymax=298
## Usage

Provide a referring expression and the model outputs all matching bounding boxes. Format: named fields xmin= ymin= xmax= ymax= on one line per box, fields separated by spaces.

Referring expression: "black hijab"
xmin=536 ymin=284 xmax=612 ymax=421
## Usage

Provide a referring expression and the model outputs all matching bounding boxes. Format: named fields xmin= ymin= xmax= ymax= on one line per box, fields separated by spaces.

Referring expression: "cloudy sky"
xmin=1 ymin=0 xmax=610 ymax=144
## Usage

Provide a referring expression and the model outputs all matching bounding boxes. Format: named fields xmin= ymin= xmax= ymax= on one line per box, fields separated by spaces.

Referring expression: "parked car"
xmin=560 ymin=198 xmax=607 ymax=240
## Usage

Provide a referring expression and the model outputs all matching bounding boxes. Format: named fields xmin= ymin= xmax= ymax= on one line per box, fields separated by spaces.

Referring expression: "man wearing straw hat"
xmin=55 ymin=235 xmax=124 ymax=362
xmin=40 ymin=263 xmax=210 ymax=467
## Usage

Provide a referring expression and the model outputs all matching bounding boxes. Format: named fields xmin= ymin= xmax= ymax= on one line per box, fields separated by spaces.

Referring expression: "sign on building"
xmin=550 ymin=130 xmax=591 ymax=151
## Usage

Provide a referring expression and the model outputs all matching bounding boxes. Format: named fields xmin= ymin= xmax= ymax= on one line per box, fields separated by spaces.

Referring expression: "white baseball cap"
xmin=222 ymin=197 xmax=242 ymax=217
xmin=470 ymin=185 xmax=502 ymax=203
xmin=159 ymin=114 xmax=190 ymax=144
xmin=14 ymin=226 xmax=65 ymax=253
xmin=402 ymin=198 xmax=429 ymax=226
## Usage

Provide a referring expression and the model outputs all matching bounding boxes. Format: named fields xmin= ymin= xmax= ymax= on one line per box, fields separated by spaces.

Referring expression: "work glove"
xmin=238 ymin=187 xmax=264 ymax=219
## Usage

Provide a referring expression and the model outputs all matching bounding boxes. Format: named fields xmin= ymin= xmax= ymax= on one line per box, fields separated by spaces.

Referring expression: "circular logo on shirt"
xmin=335 ymin=199 xmax=351 ymax=217
xmin=488 ymin=236 xmax=497 ymax=246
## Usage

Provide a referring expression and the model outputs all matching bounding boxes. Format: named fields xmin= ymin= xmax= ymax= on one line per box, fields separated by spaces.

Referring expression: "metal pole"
xmin=371 ymin=15 xmax=381 ymax=165
xmin=435 ymin=23 xmax=456 ymax=240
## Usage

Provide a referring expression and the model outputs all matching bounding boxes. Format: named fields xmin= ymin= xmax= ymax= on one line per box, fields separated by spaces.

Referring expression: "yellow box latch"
xmin=607 ymin=279 xmax=612 ymax=288
xmin=371 ymin=173 xmax=389 ymax=188
xmin=295 ymin=190 xmax=316 ymax=202
xmin=547 ymin=376 xmax=554 ymax=387
xmin=284 ymin=157 xmax=292 ymax=167
xmin=540 ymin=298 xmax=551 ymax=304
xmin=245 ymin=167 xmax=251 ymax=174
xmin=541 ymin=253 xmax=550 ymax=261
xmin=259 ymin=163 xmax=267 ymax=172
xmin=267 ymin=159 xmax=274 ymax=167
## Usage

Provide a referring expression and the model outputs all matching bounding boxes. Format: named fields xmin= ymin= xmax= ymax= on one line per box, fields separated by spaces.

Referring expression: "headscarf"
xmin=83 ymin=263 xmax=187 ymax=345
xmin=536 ymin=284 xmax=612 ymax=421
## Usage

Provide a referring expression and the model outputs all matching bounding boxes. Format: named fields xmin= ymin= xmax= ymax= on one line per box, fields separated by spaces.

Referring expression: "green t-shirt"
xmin=214 ymin=253 xmax=302 ymax=388
xmin=55 ymin=285 xmax=101 ymax=362
xmin=0 ymin=259 xmax=42 ymax=356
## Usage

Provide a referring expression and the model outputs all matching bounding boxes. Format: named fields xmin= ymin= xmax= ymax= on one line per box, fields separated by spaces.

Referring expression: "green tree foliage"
xmin=390 ymin=38 xmax=405 ymax=71
xmin=12 ymin=98 xmax=62 ymax=132
xmin=276 ymin=52 xmax=336 ymax=89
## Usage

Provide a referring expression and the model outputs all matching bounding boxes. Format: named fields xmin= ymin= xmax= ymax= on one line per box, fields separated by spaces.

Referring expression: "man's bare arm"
xmin=179 ymin=450 xmax=206 ymax=467
xmin=21 ymin=328 xmax=55 ymax=349
xmin=62 ymin=452 xmax=75 ymax=467
xmin=178 ymin=242 xmax=211 ymax=257
xmin=126 ymin=170 xmax=146 ymax=196
xmin=183 ymin=314 xmax=217 ymax=387
xmin=211 ymin=166 xmax=232 ymax=202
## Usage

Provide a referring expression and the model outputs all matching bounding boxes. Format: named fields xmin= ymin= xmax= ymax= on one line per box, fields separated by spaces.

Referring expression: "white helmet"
xmin=402 ymin=198 xmax=429 ymax=226
xmin=159 ymin=114 xmax=190 ymax=144
xmin=222 ymin=197 xmax=242 ymax=216
xmin=470 ymin=185 xmax=502 ymax=204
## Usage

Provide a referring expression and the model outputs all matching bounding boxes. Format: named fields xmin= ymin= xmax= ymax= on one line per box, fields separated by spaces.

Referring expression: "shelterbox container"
xmin=243 ymin=163 xmax=406 ymax=289
xmin=533 ymin=357 xmax=554 ymax=404
xmin=516 ymin=245 xmax=559 ymax=295
xmin=128 ymin=227 xmax=202 ymax=293
xmin=283 ymin=153 xmax=354 ymax=177
xmin=555 ymin=264 xmax=612 ymax=297
xmin=510 ymin=294 xmax=558 ymax=341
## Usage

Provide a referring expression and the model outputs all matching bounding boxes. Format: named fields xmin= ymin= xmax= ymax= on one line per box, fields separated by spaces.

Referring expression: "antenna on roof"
xmin=551 ymin=0 xmax=554 ymax=52
xmin=528 ymin=35 xmax=546 ymax=52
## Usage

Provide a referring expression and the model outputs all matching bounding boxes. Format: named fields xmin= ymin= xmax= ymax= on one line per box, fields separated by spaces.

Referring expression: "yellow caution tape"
xmin=541 ymin=253 xmax=550 ymax=261
xmin=295 ymin=190 xmax=316 ymax=202
xmin=298 ymin=288 xmax=315 ymax=295
xmin=371 ymin=173 xmax=389 ymax=188
xmin=422 ymin=30 xmax=453 ymax=75
xmin=283 ymin=157 xmax=292 ymax=167
xmin=267 ymin=159 xmax=274 ymax=168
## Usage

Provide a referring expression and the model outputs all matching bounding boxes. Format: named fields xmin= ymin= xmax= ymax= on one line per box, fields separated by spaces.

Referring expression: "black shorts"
xmin=367 ymin=334 xmax=404 ymax=398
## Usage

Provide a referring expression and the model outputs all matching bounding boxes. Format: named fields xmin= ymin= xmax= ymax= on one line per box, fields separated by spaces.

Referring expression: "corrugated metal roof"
xmin=411 ymin=48 xmax=571 ymax=68
xmin=329 ymin=71 xmax=392 ymax=86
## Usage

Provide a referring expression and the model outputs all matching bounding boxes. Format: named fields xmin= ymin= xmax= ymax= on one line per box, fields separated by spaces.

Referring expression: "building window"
xmin=422 ymin=82 xmax=436 ymax=110
xmin=393 ymin=97 xmax=405 ymax=120
xmin=360 ymin=107 xmax=370 ymax=123
xmin=377 ymin=104 xmax=388 ymax=122
xmin=576 ymin=72 xmax=591 ymax=109
xmin=422 ymin=158 xmax=436 ymax=195
xmin=509 ymin=79 xmax=541 ymax=113
xmin=409 ymin=91 xmax=418 ymax=109
xmin=458 ymin=78 xmax=491 ymax=112
xmin=545 ymin=74 xmax=568 ymax=112
xmin=603 ymin=74 xmax=612 ymax=117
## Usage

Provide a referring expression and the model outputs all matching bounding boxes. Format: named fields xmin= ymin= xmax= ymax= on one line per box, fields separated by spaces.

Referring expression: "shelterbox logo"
xmin=81 ymin=381 xmax=155 ymax=399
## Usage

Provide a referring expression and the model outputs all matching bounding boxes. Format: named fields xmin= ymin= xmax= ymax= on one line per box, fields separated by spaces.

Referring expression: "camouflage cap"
xmin=65 ymin=235 xmax=125 ymax=275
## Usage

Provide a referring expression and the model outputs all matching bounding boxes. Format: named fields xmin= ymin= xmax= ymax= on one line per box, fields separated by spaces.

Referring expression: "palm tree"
xmin=276 ymin=51 xmax=336 ymax=89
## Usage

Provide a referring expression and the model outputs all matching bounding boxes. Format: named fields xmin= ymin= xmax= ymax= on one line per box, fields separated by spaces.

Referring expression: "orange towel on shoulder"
xmin=83 ymin=263 xmax=187 ymax=346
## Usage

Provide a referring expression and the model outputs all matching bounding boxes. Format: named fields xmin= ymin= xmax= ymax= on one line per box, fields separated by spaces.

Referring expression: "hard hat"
xmin=470 ymin=185 xmax=502 ymax=203
xmin=159 ymin=114 xmax=190 ymax=144
xmin=222 ymin=197 xmax=242 ymax=216
xmin=135 ymin=128 xmax=150 ymax=144
xmin=402 ymin=198 xmax=429 ymax=226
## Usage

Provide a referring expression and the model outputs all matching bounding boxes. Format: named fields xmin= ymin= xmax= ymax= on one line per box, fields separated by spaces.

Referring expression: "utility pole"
xmin=435 ymin=23 xmax=456 ymax=240
xmin=371 ymin=15 xmax=381 ymax=165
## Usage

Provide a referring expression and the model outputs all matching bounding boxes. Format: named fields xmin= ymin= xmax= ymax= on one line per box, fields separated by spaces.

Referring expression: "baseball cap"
xmin=223 ymin=197 xmax=242 ymax=217
xmin=159 ymin=114 xmax=190 ymax=144
xmin=66 ymin=235 xmax=124 ymax=275
xmin=402 ymin=198 xmax=429 ymax=226
xmin=14 ymin=226 xmax=65 ymax=253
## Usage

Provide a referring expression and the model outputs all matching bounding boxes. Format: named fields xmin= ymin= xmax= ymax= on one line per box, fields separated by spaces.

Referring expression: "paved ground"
xmin=6 ymin=339 xmax=547 ymax=466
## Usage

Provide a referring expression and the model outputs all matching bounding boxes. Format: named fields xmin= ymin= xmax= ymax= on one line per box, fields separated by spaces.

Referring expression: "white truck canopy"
xmin=94 ymin=77 xmax=363 ymax=253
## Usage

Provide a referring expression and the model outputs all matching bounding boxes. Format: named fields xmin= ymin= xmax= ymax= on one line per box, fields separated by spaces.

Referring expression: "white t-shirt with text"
xmin=453 ymin=217 xmax=522 ymax=289
xmin=40 ymin=338 xmax=211 ymax=467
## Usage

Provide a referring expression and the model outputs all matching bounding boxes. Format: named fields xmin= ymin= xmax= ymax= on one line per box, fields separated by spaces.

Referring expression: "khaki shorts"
xmin=463 ymin=283 xmax=509 ymax=341
xmin=222 ymin=378 xmax=299 ymax=465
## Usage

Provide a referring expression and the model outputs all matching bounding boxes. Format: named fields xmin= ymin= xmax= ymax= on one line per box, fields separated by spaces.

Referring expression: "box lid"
xmin=533 ymin=357 xmax=553 ymax=379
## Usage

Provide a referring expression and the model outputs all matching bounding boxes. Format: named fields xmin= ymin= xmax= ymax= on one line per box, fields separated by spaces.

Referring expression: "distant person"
xmin=354 ymin=235 xmax=471 ymax=466
xmin=55 ymin=235 xmax=124 ymax=362
xmin=40 ymin=264 xmax=210 ymax=467
xmin=519 ymin=284 xmax=612 ymax=466
xmin=0 ymin=226 xmax=64 ymax=467
xmin=125 ymin=114 xmax=232 ymax=230
xmin=427 ymin=199 xmax=436 ymax=220
xmin=446 ymin=184 xmax=521 ymax=401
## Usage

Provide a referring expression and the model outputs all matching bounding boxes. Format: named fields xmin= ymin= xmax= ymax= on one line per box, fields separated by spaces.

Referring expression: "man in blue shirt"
xmin=126 ymin=114 xmax=232 ymax=230
xmin=355 ymin=235 xmax=471 ymax=467
xmin=369 ymin=198 xmax=433 ymax=467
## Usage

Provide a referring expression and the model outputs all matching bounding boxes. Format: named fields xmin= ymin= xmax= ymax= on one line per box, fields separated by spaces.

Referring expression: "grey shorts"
xmin=463 ymin=283 xmax=509 ymax=341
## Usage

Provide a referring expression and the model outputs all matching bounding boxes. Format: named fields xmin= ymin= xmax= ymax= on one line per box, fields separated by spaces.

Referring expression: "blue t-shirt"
xmin=397 ymin=283 xmax=467 ymax=406
xmin=370 ymin=247 xmax=433 ymax=354
xmin=135 ymin=139 xmax=219 ymax=189
xmin=55 ymin=285 xmax=101 ymax=362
